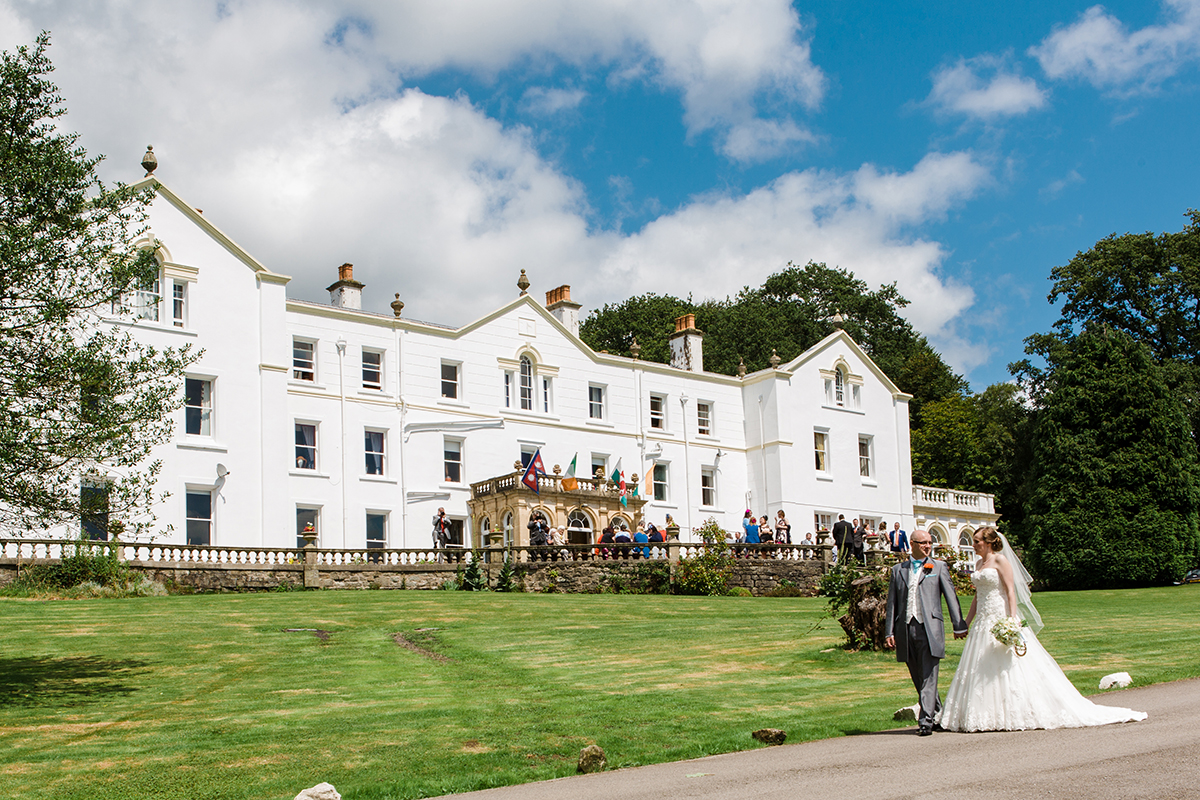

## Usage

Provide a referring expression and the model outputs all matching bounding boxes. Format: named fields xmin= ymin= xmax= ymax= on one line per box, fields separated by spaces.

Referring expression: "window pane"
xmin=172 ymin=282 xmax=186 ymax=327
xmin=859 ymin=437 xmax=871 ymax=477
xmin=441 ymin=363 xmax=458 ymax=399
xmin=697 ymin=402 xmax=711 ymax=435
xmin=296 ymin=508 xmax=318 ymax=548
xmin=184 ymin=378 xmax=211 ymax=436
xmin=293 ymin=340 xmax=315 ymax=381
xmin=589 ymin=386 xmax=603 ymax=419
xmin=444 ymin=440 xmax=462 ymax=483
xmin=295 ymin=424 xmax=316 ymax=469
xmin=653 ymin=464 xmax=667 ymax=501
xmin=366 ymin=513 xmax=386 ymax=547
xmin=362 ymin=351 xmax=382 ymax=389
xmin=701 ymin=468 xmax=715 ymax=506
xmin=365 ymin=430 xmax=384 ymax=475
xmin=186 ymin=491 xmax=212 ymax=546
xmin=81 ymin=485 xmax=109 ymax=541
xmin=650 ymin=395 xmax=665 ymax=428
xmin=519 ymin=357 xmax=533 ymax=410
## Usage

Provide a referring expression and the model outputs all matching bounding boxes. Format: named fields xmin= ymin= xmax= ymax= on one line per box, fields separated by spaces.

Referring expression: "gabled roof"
xmin=133 ymin=176 xmax=291 ymax=284
xmin=782 ymin=329 xmax=910 ymax=399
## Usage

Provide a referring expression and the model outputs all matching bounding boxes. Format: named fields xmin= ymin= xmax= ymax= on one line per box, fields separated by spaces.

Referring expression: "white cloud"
xmin=927 ymin=55 xmax=1048 ymax=120
xmin=594 ymin=152 xmax=991 ymax=342
xmin=352 ymin=0 xmax=824 ymax=148
xmin=1031 ymin=0 xmax=1200 ymax=91
xmin=721 ymin=118 xmax=818 ymax=163
xmin=1039 ymin=169 xmax=1085 ymax=199
xmin=520 ymin=86 xmax=587 ymax=116
xmin=0 ymin=0 xmax=988 ymax=374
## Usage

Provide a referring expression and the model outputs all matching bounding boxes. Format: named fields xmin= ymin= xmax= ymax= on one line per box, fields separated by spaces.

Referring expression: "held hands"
xmin=953 ymin=630 xmax=968 ymax=639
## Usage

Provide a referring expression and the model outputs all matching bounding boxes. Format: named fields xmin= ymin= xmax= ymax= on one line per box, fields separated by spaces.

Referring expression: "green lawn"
xmin=2 ymin=587 xmax=1198 ymax=800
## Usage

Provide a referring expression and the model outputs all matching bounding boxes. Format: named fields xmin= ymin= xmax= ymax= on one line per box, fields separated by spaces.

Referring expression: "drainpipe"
xmin=336 ymin=338 xmax=348 ymax=549
xmin=680 ymin=393 xmax=692 ymax=540
xmin=757 ymin=395 xmax=768 ymax=514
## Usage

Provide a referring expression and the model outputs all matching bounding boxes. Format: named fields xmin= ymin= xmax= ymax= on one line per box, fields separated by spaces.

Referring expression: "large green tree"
xmin=0 ymin=35 xmax=194 ymax=537
xmin=579 ymin=261 xmax=966 ymax=422
xmin=1013 ymin=326 xmax=1200 ymax=588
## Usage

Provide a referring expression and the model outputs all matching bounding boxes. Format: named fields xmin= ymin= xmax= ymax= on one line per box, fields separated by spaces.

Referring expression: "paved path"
xmin=432 ymin=679 xmax=1199 ymax=800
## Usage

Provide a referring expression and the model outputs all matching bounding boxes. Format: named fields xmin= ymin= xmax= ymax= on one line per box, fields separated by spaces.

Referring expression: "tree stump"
xmin=837 ymin=574 xmax=889 ymax=650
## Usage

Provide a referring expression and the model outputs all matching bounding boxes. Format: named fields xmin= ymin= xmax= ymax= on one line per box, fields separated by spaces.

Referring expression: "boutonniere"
xmin=922 ymin=560 xmax=935 ymax=573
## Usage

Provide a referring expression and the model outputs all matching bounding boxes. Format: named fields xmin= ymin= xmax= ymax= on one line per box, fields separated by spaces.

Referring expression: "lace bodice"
xmin=971 ymin=567 xmax=1007 ymax=626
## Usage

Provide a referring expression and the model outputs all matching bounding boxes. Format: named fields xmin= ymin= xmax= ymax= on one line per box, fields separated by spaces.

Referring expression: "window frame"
xmin=186 ymin=488 xmax=213 ymax=546
xmin=696 ymin=401 xmax=712 ymax=436
xmin=81 ymin=482 xmax=110 ymax=541
xmin=294 ymin=422 xmax=318 ymax=471
xmin=519 ymin=356 xmax=534 ymax=410
xmin=293 ymin=339 xmax=316 ymax=382
xmin=649 ymin=393 xmax=666 ymax=430
xmin=444 ymin=437 xmax=464 ymax=484
xmin=652 ymin=462 xmax=669 ymax=502
xmin=858 ymin=435 xmax=874 ymax=479
xmin=184 ymin=377 xmax=213 ymax=437
xmin=700 ymin=465 xmax=717 ymax=507
xmin=364 ymin=429 xmax=386 ymax=476
xmin=588 ymin=384 xmax=606 ymax=420
xmin=440 ymin=360 xmax=460 ymax=400
xmin=362 ymin=349 xmax=384 ymax=391
xmin=296 ymin=506 xmax=320 ymax=548
xmin=171 ymin=280 xmax=187 ymax=328
xmin=814 ymin=429 xmax=830 ymax=473
xmin=366 ymin=512 xmax=387 ymax=550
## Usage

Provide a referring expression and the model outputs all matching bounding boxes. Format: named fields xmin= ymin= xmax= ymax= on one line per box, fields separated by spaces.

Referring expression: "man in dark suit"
xmin=884 ymin=529 xmax=968 ymax=735
xmin=831 ymin=514 xmax=853 ymax=563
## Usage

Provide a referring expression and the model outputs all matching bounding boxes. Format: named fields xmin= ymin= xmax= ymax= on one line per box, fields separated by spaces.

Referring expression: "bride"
xmin=937 ymin=526 xmax=1147 ymax=732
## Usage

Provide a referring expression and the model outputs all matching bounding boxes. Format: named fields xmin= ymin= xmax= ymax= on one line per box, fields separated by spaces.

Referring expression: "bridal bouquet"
xmin=991 ymin=617 xmax=1027 ymax=656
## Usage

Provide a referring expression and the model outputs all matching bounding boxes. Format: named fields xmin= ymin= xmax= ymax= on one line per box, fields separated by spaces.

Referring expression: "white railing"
xmin=912 ymin=484 xmax=996 ymax=515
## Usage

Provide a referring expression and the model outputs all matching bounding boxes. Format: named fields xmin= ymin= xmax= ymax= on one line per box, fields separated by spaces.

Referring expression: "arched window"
xmin=519 ymin=356 xmax=534 ymax=410
xmin=958 ymin=529 xmax=973 ymax=548
xmin=566 ymin=509 xmax=593 ymax=544
xmin=834 ymin=368 xmax=845 ymax=406
xmin=480 ymin=516 xmax=492 ymax=546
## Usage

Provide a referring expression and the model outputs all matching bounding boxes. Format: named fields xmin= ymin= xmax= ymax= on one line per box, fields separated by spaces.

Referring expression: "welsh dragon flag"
xmin=610 ymin=459 xmax=627 ymax=507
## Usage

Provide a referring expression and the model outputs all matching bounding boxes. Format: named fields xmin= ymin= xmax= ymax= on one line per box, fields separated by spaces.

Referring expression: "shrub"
xmin=673 ymin=518 xmax=734 ymax=596
xmin=494 ymin=560 xmax=517 ymax=592
xmin=457 ymin=554 xmax=488 ymax=591
xmin=4 ymin=537 xmax=128 ymax=596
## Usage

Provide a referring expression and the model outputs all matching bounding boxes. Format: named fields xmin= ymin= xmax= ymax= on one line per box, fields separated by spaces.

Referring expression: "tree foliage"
xmin=0 ymin=35 xmax=195 ymax=536
xmin=1013 ymin=326 xmax=1200 ymax=588
xmin=579 ymin=261 xmax=966 ymax=421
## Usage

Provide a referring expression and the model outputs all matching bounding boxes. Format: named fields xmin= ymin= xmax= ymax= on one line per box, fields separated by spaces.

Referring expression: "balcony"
xmin=912 ymin=485 xmax=996 ymax=516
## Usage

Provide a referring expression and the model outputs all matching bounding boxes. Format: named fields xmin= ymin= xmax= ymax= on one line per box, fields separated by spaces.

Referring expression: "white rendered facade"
xmin=40 ymin=178 xmax=927 ymax=549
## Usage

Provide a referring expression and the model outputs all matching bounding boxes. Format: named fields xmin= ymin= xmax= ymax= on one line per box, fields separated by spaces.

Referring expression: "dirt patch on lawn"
xmin=391 ymin=632 xmax=453 ymax=663
xmin=282 ymin=628 xmax=330 ymax=641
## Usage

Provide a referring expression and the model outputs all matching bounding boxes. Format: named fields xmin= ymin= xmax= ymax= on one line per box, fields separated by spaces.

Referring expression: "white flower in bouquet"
xmin=990 ymin=616 xmax=1027 ymax=655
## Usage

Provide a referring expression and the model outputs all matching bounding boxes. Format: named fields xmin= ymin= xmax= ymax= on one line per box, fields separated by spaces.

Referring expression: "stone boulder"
xmin=893 ymin=703 xmax=920 ymax=721
xmin=751 ymin=728 xmax=787 ymax=745
xmin=577 ymin=744 xmax=607 ymax=773
xmin=295 ymin=783 xmax=341 ymax=800
xmin=1099 ymin=672 xmax=1132 ymax=690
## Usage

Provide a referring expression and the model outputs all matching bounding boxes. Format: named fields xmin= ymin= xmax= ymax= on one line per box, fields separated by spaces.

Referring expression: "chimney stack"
xmin=546 ymin=284 xmax=582 ymax=338
xmin=327 ymin=263 xmax=364 ymax=310
xmin=669 ymin=314 xmax=704 ymax=372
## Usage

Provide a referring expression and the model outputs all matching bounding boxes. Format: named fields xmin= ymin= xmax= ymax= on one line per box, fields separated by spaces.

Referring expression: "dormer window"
xmin=834 ymin=368 xmax=845 ymax=406
xmin=519 ymin=356 xmax=534 ymax=411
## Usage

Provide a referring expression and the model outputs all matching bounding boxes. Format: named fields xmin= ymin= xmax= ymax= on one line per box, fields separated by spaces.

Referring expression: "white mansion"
xmin=43 ymin=174 xmax=997 ymax=552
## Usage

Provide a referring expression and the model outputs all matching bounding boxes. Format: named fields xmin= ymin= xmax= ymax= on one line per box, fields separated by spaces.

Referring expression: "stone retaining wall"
xmin=0 ymin=556 xmax=828 ymax=595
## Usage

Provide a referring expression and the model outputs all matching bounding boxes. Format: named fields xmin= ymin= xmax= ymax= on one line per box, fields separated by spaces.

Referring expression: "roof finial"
xmin=517 ymin=269 xmax=530 ymax=296
xmin=141 ymin=145 xmax=157 ymax=177
xmin=831 ymin=311 xmax=844 ymax=329
xmin=391 ymin=292 xmax=405 ymax=318
xmin=737 ymin=357 xmax=746 ymax=378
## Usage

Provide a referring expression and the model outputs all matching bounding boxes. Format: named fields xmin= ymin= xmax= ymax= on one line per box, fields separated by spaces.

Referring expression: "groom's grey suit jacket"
xmin=884 ymin=560 xmax=967 ymax=662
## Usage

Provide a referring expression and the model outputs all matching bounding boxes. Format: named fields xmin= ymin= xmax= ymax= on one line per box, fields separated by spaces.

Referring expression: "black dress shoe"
xmin=918 ymin=726 xmax=933 ymax=736
xmin=931 ymin=723 xmax=945 ymax=732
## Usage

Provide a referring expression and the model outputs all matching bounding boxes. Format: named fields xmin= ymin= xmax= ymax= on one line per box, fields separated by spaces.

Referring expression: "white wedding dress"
xmin=937 ymin=568 xmax=1147 ymax=732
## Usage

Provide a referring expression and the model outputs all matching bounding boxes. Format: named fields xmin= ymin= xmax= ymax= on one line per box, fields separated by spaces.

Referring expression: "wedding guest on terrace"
xmin=632 ymin=524 xmax=650 ymax=559
xmin=775 ymin=510 xmax=792 ymax=545
xmin=598 ymin=525 xmax=616 ymax=560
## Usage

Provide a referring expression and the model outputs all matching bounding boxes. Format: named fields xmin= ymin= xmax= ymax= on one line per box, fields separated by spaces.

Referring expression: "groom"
xmin=884 ymin=529 xmax=967 ymax=735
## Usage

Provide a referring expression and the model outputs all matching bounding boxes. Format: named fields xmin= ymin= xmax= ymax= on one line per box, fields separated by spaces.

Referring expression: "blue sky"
xmin=3 ymin=0 xmax=1198 ymax=388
